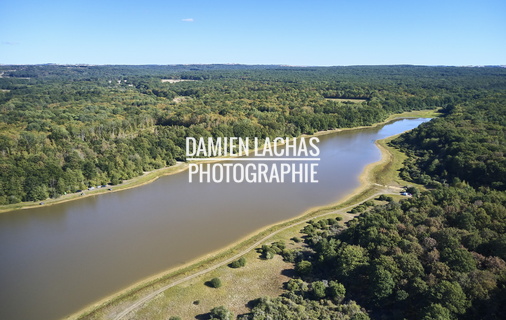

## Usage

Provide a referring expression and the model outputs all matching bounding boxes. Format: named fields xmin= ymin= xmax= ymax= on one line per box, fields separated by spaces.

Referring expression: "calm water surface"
xmin=0 ymin=118 xmax=429 ymax=320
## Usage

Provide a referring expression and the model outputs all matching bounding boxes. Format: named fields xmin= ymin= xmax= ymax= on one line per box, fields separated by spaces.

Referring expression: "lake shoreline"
xmin=66 ymin=111 xmax=437 ymax=320
xmin=0 ymin=109 xmax=438 ymax=215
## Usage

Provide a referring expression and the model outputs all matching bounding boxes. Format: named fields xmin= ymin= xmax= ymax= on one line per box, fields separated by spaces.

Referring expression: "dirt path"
xmin=112 ymin=187 xmax=396 ymax=320
xmin=373 ymin=183 xmax=404 ymax=191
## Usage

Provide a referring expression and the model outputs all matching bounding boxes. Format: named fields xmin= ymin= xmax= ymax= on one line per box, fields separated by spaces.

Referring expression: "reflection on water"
xmin=0 ymin=118 xmax=429 ymax=320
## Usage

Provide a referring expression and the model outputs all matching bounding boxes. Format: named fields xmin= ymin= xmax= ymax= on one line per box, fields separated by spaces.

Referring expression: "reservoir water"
xmin=0 ymin=118 xmax=429 ymax=320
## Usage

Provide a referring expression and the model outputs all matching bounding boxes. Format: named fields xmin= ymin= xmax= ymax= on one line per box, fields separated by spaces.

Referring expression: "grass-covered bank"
xmin=67 ymin=111 xmax=438 ymax=320
xmin=0 ymin=162 xmax=189 ymax=214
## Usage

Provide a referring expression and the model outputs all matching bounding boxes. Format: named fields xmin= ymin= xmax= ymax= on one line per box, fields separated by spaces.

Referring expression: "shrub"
xmin=312 ymin=281 xmax=327 ymax=299
xmin=281 ymin=249 xmax=297 ymax=263
xmin=328 ymin=280 xmax=346 ymax=301
xmin=209 ymin=305 xmax=233 ymax=320
xmin=296 ymin=260 xmax=313 ymax=276
xmin=377 ymin=194 xmax=392 ymax=201
xmin=259 ymin=241 xmax=286 ymax=259
xmin=209 ymin=277 xmax=222 ymax=288
xmin=264 ymin=250 xmax=275 ymax=260
xmin=230 ymin=256 xmax=246 ymax=268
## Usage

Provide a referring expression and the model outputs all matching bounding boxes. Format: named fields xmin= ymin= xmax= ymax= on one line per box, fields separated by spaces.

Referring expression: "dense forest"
xmin=2 ymin=65 xmax=506 ymax=319
xmin=234 ymin=86 xmax=506 ymax=319
xmin=1 ymin=64 xmax=505 ymax=205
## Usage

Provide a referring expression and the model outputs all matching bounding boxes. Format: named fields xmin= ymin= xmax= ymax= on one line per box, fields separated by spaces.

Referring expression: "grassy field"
xmin=383 ymin=108 xmax=441 ymax=121
xmin=324 ymin=97 xmax=368 ymax=103
xmin=70 ymin=110 xmax=441 ymax=320
xmin=374 ymin=137 xmax=426 ymax=190
xmin=134 ymin=246 xmax=293 ymax=319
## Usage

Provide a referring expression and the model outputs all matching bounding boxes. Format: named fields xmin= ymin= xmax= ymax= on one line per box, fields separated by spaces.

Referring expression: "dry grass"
xmin=172 ymin=96 xmax=188 ymax=103
xmin=324 ymin=98 xmax=367 ymax=103
xmin=384 ymin=108 xmax=442 ymax=122
xmin=373 ymin=136 xmax=426 ymax=191
xmin=122 ymin=214 xmax=354 ymax=320
xmin=161 ymin=79 xmax=196 ymax=83
xmin=129 ymin=239 xmax=299 ymax=319
xmin=372 ymin=136 xmax=407 ymax=187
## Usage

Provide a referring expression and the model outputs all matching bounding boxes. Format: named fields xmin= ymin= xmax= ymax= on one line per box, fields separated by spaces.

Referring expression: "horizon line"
xmin=1 ymin=63 xmax=505 ymax=68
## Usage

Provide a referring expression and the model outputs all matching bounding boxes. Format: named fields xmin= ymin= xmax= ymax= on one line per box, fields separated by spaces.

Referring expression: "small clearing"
xmin=172 ymin=96 xmax=188 ymax=103
xmin=325 ymin=98 xmax=367 ymax=103
xmin=161 ymin=79 xmax=196 ymax=83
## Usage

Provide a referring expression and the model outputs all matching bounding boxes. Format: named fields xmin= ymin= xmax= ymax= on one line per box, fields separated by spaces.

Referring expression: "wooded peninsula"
xmin=0 ymin=64 xmax=503 ymax=204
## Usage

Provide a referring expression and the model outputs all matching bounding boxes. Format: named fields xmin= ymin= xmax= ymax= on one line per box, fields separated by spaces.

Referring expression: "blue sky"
xmin=0 ymin=0 xmax=504 ymax=66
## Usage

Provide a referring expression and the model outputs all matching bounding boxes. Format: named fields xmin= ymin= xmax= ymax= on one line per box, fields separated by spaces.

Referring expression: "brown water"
xmin=0 ymin=118 xmax=429 ymax=320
